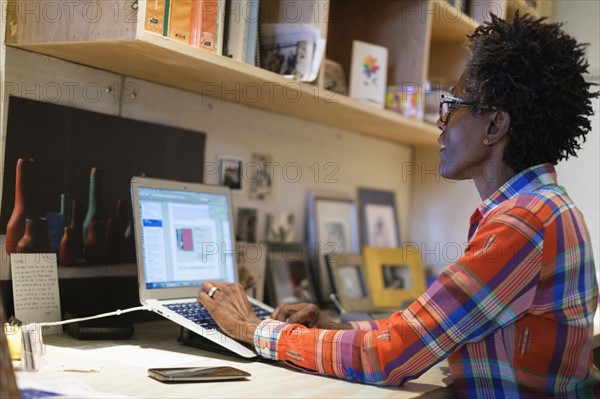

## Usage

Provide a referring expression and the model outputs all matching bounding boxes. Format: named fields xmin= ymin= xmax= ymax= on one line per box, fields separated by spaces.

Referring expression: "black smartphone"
xmin=147 ymin=367 xmax=251 ymax=383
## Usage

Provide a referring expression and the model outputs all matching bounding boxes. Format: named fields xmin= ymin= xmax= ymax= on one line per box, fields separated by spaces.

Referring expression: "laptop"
xmin=130 ymin=176 xmax=274 ymax=359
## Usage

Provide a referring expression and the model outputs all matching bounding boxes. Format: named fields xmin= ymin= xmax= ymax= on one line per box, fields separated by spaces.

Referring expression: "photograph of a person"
xmin=364 ymin=204 xmax=398 ymax=248
xmin=323 ymin=220 xmax=349 ymax=253
xmin=381 ymin=264 xmax=413 ymax=290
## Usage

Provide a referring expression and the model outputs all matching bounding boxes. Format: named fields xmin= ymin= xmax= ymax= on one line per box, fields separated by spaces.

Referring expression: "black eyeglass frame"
xmin=439 ymin=95 xmax=497 ymax=125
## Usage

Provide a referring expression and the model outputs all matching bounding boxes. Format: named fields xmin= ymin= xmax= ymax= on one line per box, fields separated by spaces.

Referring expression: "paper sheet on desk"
xmin=50 ymin=345 xmax=200 ymax=368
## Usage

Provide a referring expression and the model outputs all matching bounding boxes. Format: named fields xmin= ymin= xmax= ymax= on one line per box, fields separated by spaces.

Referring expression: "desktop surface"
xmin=16 ymin=320 xmax=455 ymax=398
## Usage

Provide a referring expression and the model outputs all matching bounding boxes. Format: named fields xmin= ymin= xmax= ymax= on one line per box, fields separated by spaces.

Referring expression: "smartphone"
xmin=147 ymin=367 xmax=251 ymax=383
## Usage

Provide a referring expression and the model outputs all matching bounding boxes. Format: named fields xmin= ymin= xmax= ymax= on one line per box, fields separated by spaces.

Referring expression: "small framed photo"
xmin=326 ymin=253 xmax=373 ymax=312
xmin=248 ymin=153 xmax=274 ymax=201
xmin=358 ymin=188 xmax=401 ymax=248
xmin=218 ymin=155 xmax=243 ymax=191
xmin=307 ymin=192 xmax=360 ymax=303
xmin=362 ymin=247 xmax=426 ymax=309
xmin=235 ymin=242 xmax=267 ymax=302
xmin=264 ymin=212 xmax=295 ymax=243
xmin=235 ymin=207 xmax=258 ymax=243
xmin=265 ymin=243 xmax=316 ymax=306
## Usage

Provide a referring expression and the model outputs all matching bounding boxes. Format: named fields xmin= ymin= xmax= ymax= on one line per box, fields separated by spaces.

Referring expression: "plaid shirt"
xmin=254 ymin=164 xmax=600 ymax=398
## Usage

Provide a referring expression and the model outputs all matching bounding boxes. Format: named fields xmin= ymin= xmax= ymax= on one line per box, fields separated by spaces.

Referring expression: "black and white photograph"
xmin=307 ymin=193 xmax=361 ymax=303
xmin=235 ymin=207 xmax=258 ymax=243
xmin=218 ymin=155 xmax=243 ymax=191
xmin=264 ymin=212 xmax=295 ymax=243
xmin=323 ymin=219 xmax=350 ymax=253
xmin=337 ymin=265 xmax=367 ymax=300
xmin=358 ymin=188 xmax=401 ymax=248
xmin=364 ymin=204 xmax=398 ymax=248
xmin=248 ymin=153 xmax=274 ymax=201
xmin=382 ymin=264 xmax=413 ymax=290
xmin=326 ymin=253 xmax=374 ymax=312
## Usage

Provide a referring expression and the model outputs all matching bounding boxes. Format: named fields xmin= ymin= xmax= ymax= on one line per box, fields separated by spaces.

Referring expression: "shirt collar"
xmin=478 ymin=163 xmax=558 ymax=217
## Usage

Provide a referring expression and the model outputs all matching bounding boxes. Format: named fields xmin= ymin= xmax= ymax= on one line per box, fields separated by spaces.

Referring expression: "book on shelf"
xmin=144 ymin=0 xmax=170 ymax=36
xmin=223 ymin=0 xmax=260 ymax=65
xmin=168 ymin=0 xmax=193 ymax=44
xmin=163 ymin=0 xmax=224 ymax=54
xmin=190 ymin=0 xmax=225 ymax=54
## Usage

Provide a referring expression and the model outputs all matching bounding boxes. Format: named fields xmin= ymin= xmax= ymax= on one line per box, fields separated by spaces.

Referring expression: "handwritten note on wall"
xmin=10 ymin=254 xmax=61 ymax=324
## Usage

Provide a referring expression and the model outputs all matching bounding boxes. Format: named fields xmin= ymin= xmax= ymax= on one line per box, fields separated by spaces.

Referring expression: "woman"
xmin=198 ymin=13 xmax=599 ymax=398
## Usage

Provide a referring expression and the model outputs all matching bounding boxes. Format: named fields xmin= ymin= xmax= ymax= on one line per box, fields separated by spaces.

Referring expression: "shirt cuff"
xmin=349 ymin=320 xmax=379 ymax=330
xmin=254 ymin=319 xmax=288 ymax=360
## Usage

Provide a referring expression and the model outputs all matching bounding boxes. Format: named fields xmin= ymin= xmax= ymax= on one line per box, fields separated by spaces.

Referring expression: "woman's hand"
xmin=271 ymin=303 xmax=352 ymax=330
xmin=197 ymin=281 xmax=262 ymax=345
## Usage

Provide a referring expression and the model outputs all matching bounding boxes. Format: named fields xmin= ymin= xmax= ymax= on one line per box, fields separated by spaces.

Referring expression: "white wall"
xmin=410 ymin=1 xmax=600 ymax=275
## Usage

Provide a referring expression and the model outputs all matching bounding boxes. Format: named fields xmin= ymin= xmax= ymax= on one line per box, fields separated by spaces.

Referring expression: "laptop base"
xmin=177 ymin=327 xmax=258 ymax=360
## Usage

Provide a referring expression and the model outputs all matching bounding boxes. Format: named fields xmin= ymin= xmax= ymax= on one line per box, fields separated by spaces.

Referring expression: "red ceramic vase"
xmin=16 ymin=217 xmax=50 ymax=254
xmin=84 ymin=219 xmax=106 ymax=265
xmin=58 ymin=226 xmax=79 ymax=266
xmin=5 ymin=158 xmax=35 ymax=254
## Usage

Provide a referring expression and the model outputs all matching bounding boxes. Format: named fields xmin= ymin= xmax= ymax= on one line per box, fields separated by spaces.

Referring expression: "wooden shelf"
xmin=430 ymin=0 xmax=479 ymax=44
xmin=8 ymin=32 xmax=440 ymax=147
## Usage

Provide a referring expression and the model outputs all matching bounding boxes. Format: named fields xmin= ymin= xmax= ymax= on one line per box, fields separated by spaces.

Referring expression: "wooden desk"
xmin=15 ymin=321 xmax=455 ymax=398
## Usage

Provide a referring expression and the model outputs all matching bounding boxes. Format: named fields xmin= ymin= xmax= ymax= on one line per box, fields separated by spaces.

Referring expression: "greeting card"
xmin=349 ymin=41 xmax=388 ymax=108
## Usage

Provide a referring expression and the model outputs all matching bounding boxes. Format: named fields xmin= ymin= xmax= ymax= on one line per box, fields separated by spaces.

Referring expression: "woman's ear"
xmin=484 ymin=111 xmax=511 ymax=145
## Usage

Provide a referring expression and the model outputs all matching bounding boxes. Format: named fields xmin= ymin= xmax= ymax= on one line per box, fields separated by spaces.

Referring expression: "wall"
xmin=0 ymin=47 xmax=414 ymax=262
xmin=410 ymin=1 xmax=600 ymax=275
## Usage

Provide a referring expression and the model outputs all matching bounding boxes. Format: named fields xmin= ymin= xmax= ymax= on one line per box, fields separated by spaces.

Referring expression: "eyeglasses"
xmin=439 ymin=95 xmax=497 ymax=125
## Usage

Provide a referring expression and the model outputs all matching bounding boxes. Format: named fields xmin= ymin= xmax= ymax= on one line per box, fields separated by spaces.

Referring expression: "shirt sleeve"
xmin=254 ymin=206 xmax=544 ymax=386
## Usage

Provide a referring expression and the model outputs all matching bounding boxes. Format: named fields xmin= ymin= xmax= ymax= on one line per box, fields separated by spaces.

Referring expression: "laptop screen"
xmin=137 ymin=185 xmax=236 ymax=290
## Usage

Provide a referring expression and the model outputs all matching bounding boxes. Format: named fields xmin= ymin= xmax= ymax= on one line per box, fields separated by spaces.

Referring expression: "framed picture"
xmin=307 ymin=192 xmax=360 ymax=303
xmin=326 ymin=253 xmax=373 ymax=312
xmin=248 ymin=153 xmax=274 ymax=201
xmin=362 ymin=247 xmax=426 ymax=309
xmin=218 ymin=155 xmax=243 ymax=191
xmin=235 ymin=207 xmax=258 ymax=243
xmin=358 ymin=188 xmax=400 ymax=248
xmin=264 ymin=212 xmax=295 ymax=243
xmin=235 ymin=242 xmax=267 ymax=302
xmin=265 ymin=243 xmax=316 ymax=306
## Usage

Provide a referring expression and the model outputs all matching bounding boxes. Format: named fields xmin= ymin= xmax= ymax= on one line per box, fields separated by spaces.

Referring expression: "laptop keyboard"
xmin=165 ymin=302 xmax=272 ymax=331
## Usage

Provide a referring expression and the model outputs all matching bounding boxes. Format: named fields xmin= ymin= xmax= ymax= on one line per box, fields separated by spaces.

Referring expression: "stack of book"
xmin=144 ymin=0 xmax=225 ymax=55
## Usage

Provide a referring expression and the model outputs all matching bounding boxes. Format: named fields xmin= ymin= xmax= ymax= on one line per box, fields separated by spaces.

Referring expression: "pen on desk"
xmin=329 ymin=293 xmax=346 ymax=314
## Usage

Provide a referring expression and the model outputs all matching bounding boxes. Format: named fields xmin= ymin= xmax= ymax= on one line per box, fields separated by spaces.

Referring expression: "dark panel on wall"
xmin=1 ymin=96 xmax=206 ymax=233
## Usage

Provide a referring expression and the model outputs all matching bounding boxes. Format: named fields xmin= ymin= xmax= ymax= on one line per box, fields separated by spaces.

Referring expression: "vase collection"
xmin=5 ymin=161 xmax=131 ymax=266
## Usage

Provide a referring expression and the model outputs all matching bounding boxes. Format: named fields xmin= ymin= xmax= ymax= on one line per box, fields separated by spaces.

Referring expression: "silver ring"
xmin=207 ymin=286 xmax=220 ymax=299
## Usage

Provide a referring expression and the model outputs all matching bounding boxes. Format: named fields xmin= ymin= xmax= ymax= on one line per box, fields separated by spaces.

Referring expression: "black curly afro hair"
xmin=464 ymin=12 xmax=598 ymax=173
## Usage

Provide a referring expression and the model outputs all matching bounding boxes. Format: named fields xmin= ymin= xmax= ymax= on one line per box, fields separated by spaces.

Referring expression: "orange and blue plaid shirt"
xmin=254 ymin=164 xmax=600 ymax=398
